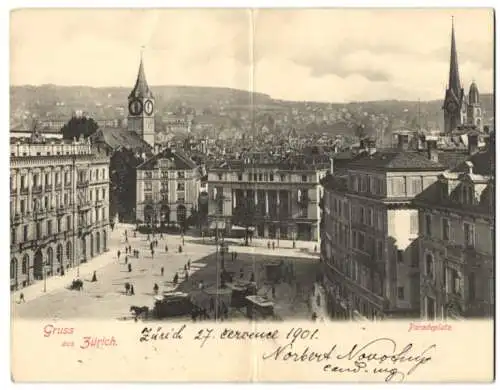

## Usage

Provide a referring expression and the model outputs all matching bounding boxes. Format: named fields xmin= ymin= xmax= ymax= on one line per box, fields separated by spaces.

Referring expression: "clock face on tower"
xmin=129 ymin=99 xmax=143 ymax=116
xmin=144 ymin=99 xmax=154 ymax=115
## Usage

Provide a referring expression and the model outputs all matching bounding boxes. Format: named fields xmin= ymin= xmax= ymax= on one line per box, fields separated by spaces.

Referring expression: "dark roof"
xmin=137 ymin=148 xmax=198 ymax=170
xmin=452 ymin=149 xmax=494 ymax=176
xmin=91 ymin=128 xmax=152 ymax=154
xmin=129 ymin=58 xmax=153 ymax=99
xmin=348 ymin=149 xmax=445 ymax=171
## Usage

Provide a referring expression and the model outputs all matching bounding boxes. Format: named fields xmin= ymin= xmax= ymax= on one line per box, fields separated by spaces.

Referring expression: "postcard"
xmin=10 ymin=8 xmax=495 ymax=383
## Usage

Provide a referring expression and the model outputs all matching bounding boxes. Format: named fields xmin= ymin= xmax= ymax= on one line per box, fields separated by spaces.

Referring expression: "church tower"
xmin=128 ymin=55 xmax=155 ymax=146
xmin=466 ymin=81 xmax=482 ymax=128
xmin=443 ymin=18 xmax=466 ymax=133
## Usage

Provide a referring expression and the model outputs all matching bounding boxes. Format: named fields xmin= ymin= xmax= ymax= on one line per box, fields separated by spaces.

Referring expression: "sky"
xmin=10 ymin=8 xmax=494 ymax=103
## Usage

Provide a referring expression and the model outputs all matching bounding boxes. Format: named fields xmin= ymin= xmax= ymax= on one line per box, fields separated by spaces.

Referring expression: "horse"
xmin=70 ymin=279 xmax=84 ymax=291
xmin=130 ymin=305 xmax=149 ymax=320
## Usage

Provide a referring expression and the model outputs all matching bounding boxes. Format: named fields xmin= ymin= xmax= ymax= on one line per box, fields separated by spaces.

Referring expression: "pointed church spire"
xmin=129 ymin=50 xmax=153 ymax=99
xmin=448 ymin=16 xmax=462 ymax=97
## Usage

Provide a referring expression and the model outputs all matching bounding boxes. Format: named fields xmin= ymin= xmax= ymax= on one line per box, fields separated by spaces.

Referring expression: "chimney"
xmin=330 ymin=157 xmax=334 ymax=174
xmin=468 ymin=133 xmax=479 ymax=155
xmin=425 ymin=135 xmax=439 ymax=162
xmin=367 ymin=138 xmax=377 ymax=155
xmin=397 ymin=133 xmax=410 ymax=150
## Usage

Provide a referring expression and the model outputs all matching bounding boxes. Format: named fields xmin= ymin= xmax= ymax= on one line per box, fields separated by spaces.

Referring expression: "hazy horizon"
xmin=11 ymin=9 xmax=494 ymax=103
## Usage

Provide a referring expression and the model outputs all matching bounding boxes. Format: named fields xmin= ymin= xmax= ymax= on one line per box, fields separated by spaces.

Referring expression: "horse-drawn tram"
xmin=153 ymin=292 xmax=192 ymax=319
xmin=225 ymin=281 xmax=257 ymax=308
xmin=245 ymin=295 xmax=275 ymax=319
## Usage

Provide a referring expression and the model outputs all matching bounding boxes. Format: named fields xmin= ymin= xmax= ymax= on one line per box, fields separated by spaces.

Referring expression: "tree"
xmin=61 ymin=116 xmax=99 ymax=140
xmin=231 ymin=197 xmax=255 ymax=246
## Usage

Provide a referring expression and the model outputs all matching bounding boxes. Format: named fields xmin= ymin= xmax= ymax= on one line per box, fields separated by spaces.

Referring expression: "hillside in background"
xmin=10 ymin=84 xmax=494 ymax=136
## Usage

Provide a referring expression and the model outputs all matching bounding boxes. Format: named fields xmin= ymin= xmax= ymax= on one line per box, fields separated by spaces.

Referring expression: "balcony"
xmin=78 ymin=201 xmax=93 ymax=211
xmin=55 ymin=182 xmax=62 ymax=191
xmin=32 ymin=185 xmax=43 ymax=194
xmin=10 ymin=212 xmax=22 ymax=225
xmin=56 ymin=205 xmax=66 ymax=216
xmin=77 ymin=180 xmax=89 ymax=188
xmin=45 ymin=186 xmax=52 ymax=193
xmin=33 ymin=210 xmax=47 ymax=221
xmin=95 ymin=199 xmax=104 ymax=207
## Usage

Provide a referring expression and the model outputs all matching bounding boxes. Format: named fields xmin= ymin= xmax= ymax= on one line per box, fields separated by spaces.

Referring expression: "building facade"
xmin=320 ymin=136 xmax=446 ymax=320
xmin=136 ymin=148 xmax=200 ymax=227
xmin=10 ymin=138 xmax=111 ymax=291
xmin=207 ymin=157 xmax=329 ymax=241
xmin=414 ymin=134 xmax=494 ymax=319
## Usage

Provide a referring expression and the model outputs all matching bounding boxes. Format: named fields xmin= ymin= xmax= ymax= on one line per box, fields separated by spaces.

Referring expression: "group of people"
xmin=172 ymin=259 xmax=191 ymax=286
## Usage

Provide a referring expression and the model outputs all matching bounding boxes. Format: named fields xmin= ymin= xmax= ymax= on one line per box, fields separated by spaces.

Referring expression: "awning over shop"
xmin=209 ymin=221 xmax=226 ymax=230
xmin=231 ymin=225 xmax=255 ymax=232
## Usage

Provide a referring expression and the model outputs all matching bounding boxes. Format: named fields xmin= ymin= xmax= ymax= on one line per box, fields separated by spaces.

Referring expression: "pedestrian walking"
xmin=173 ymin=273 xmax=179 ymax=285
xmin=209 ymin=297 xmax=215 ymax=312
xmin=183 ymin=264 xmax=187 ymax=272
xmin=178 ymin=245 xmax=183 ymax=253
xmin=165 ymin=244 xmax=169 ymax=253
xmin=160 ymin=233 xmax=164 ymax=239
xmin=293 ymin=240 xmax=296 ymax=249
xmin=117 ymin=250 xmax=121 ymax=259
xmin=125 ymin=236 xmax=128 ymax=243
xmin=92 ymin=271 xmax=97 ymax=282
xmin=147 ymin=234 xmax=150 ymax=241
xmin=314 ymin=245 xmax=317 ymax=253
xmin=267 ymin=241 xmax=271 ymax=249
xmin=151 ymin=249 xmax=155 ymax=259
xmin=128 ymin=245 xmax=132 ymax=253
xmin=185 ymin=270 xmax=189 ymax=281
xmin=133 ymin=231 xmax=136 ymax=238
xmin=128 ymin=263 xmax=132 ymax=273
xmin=272 ymin=242 xmax=275 ymax=250
xmin=19 ymin=292 xmax=25 ymax=303
xmin=272 ymin=285 xmax=276 ymax=299
xmin=198 ymin=280 xmax=204 ymax=290
xmin=125 ymin=256 xmax=128 ymax=265
xmin=161 ymin=267 xmax=164 ymax=276
xmin=187 ymin=259 xmax=191 ymax=270
xmin=153 ymin=283 xmax=159 ymax=295
xmin=234 ymin=252 xmax=238 ymax=261
xmin=130 ymin=285 xmax=135 ymax=295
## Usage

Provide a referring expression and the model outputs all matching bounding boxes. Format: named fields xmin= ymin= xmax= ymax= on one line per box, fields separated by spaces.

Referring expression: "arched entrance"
xmin=11 ymin=257 xmax=18 ymax=289
xmin=90 ymin=234 xmax=94 ymax=258
xmin=57 ymin=244 xmax=63 ymax=274
xmin=177 ymin=204 xmax=187 ymax=227
xmin=144 ymin=204 xmax=154 ymax=225
xmin=160 ymin=204 xmax=170 ymax=226
xmin=34 ymin=249 xmax=43 ymax=280
xmin=81 ymin=236 xmax=87 ymax=261
xmin=102 ymin=230 xmax=107 ymax=251
xmin=66 ymin=241 xmax=72 ymax=266
xmin=96 ymin=231 xmax=101 ymax=254
xmin=47 ymin=247 xmax=54 ymax=277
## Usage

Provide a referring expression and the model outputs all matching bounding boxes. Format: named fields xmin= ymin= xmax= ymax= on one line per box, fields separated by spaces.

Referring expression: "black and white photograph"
xmin=8 ymin=7 xmax=495 ymax=383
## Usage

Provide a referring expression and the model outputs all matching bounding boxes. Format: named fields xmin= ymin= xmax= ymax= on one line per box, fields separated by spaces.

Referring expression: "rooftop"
xmin=137 ymin=148 xmax=198 ymax=171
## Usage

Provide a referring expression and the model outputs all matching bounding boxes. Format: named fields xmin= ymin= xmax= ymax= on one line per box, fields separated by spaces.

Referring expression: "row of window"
xmin=424 ymin=214 xmax=475 ymax=247
xmin=11 ymin=168 xmax=107 ymax=191
xmin=143 ymin=193 xmax=185 ymax=203
xmin=349 ymin=174 xmax=385 ymax=196
xmin=330 ymin=253 xmax=383 ymax=296
xmin=144 ymin=170 xmax=185 ymax=179
xmin=219 ymin=173 xmax=310 ymax=183
xmin=11 ymin=208 xmax=106 ymax=245
xmin=12 ymin=188 xmax=107 ymax=215
xmin=144 ymin=182 xmax=184 ymax=191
